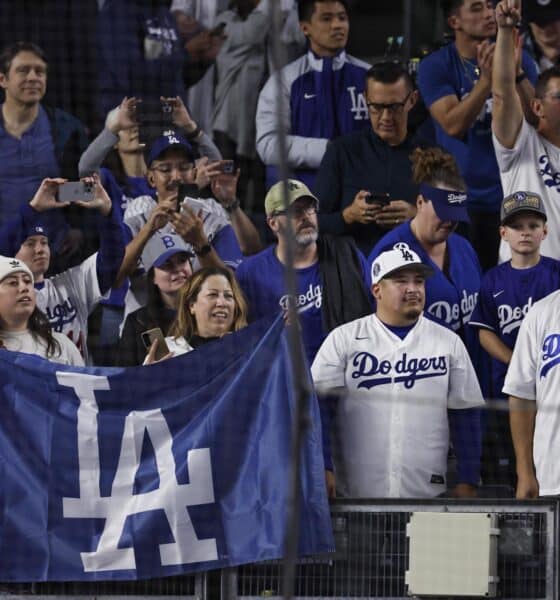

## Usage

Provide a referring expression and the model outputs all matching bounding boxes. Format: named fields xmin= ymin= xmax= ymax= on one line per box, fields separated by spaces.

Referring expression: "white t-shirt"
xmin=36 ymin=254 xmax=102 ymax=363
xmin=493 ymin=120 xmax=560 ymax=262
xmin=311 ymin=314 xmax=484 ymax=499
xmin=502 ymin=290 xmax=560 ymax=496
xmin=0 ymin=329 xmax=84 ymax=366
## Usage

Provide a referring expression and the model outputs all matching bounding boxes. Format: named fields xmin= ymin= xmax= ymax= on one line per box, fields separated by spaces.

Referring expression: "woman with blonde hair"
xmin=145 ymin=266 xmax=248 ymax=363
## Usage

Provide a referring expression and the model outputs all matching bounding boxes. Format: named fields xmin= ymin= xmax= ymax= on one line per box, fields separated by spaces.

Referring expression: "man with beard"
xmin=311 ymin=246 xmax=484 ymax=498
xmin=236 ymin=179 xmax=372 ymax=365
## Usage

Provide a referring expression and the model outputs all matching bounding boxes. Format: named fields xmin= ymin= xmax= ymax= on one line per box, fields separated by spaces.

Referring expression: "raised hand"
xmin=495 ymin=0 xmax=521 ymax=29
xmin=29 ymin=178 xmax=69 ymax=212
xmin=105 ymin=97 xmax=139 ymax=134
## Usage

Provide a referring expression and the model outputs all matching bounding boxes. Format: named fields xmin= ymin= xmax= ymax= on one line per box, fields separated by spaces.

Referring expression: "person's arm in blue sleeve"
xmin=211 ymin=224 xmax=243 ymax=270
xmin=448 ymin=407 xmax=482 ymax=490
xmin=95 ymin=193 xmax=126 ymax=295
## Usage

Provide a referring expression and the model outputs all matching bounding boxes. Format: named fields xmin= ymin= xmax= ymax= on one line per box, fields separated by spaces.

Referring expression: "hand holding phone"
xmin=365 ymin=192 xmax=391 ymax=206
xmin=57 ymin=181 xmax=95 ymax=203
xmin=142 ymin=328 xmax=172 ymax=363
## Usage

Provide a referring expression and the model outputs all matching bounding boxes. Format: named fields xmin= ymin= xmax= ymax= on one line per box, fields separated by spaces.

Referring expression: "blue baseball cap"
xmin=23 ymin=223 xmax=49 ymax=240
xmin=419 ymin=183 xmax=470 ymax=223
xmin=144 ymin=130 xmax=194 ymax=167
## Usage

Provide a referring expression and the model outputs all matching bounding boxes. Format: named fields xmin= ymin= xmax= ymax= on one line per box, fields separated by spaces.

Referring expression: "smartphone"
xmin=366 ymin=192 xmax=391 ymax=206
xmin=177 ymin=183 xmax=200 ymax=211
xmin=137 ymin=99 xmax=173 ymax=145
xmin=57 ymin=181 xmax=95 ymax=203
xmin=141 ymin=328 xmax=171 ymax=361
xmin=136 ymin=99 xmax=173 ymax=124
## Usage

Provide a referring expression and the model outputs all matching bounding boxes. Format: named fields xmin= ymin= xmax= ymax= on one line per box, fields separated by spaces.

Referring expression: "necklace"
xmin=458 ymin=53 xmax=480 ymax=86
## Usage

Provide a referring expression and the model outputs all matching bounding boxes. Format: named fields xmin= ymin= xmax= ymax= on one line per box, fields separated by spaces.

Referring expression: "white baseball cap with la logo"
xmin=371 ymin=243 xmax=434 ymax=284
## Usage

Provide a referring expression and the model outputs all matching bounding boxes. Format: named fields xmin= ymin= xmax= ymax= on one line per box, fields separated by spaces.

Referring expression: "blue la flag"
xmin=0 ymin=316 xmax=334 ymax=581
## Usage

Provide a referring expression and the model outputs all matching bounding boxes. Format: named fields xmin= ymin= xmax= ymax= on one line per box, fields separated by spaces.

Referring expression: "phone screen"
xmin=366 ymin=193 xmax=391 ymax=206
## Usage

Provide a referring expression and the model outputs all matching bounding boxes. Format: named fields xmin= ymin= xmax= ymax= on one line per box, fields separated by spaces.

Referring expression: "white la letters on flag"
xmin=58 ymin=372 xmax=217 ymax=572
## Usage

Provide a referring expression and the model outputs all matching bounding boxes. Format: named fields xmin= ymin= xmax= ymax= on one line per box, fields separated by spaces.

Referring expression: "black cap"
xmin=524 ymin=0 xmax=560 ymax=26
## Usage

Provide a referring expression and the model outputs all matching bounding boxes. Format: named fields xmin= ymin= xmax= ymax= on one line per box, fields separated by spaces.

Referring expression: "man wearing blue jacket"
xmin=255 ymin=0 xmax=370 ymax=190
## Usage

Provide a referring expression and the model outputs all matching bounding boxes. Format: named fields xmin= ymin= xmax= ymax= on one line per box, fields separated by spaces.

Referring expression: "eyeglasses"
xmin=272 ymin=205 xmax=318 ymax=218
xmin=150 ymin=162 xmax=193 ymax=175
xmin=366 ymin=91 xmax=412 ymax=115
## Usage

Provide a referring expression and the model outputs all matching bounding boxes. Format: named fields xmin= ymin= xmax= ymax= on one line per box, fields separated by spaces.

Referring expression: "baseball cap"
xmin=22 ymin=222 xmax=49 ymax=241
xmin=144 ymin=130 xmax=194 ymax=167
xmin=371 ymin=243 xmax=433 ymax=285
xmin=265 ymin=179 xmax=319 ymax=216
xmin=524 ymin=0 xmax=560 ymax=25
xmin=141 ymin=232 xmax=194 ymax=271
xmin=501 ymin=191 xmax=547 ymax=224
xmin=0 ymin=256 xmax=34 ymax=284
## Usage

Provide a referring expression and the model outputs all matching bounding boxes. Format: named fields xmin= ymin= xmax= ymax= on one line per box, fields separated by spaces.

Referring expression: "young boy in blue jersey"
xmin=469 ymin=191 xmax=560 ymax=490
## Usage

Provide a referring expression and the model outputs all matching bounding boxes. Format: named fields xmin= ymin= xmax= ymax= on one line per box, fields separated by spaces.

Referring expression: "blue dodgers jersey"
xmin=469 ymin=256 xmax=560 ymax=397
xmin=368 ymin=222 xmax=486 ymax=391
xmin=418 ymin=43 xmax=537 ymax=213
xmin=236 ymin=246 xmax=324 ymax=365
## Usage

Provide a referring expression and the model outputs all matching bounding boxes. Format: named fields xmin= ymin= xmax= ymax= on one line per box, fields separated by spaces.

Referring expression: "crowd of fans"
xmin=0 ymin=0 xmax=560 ymax=501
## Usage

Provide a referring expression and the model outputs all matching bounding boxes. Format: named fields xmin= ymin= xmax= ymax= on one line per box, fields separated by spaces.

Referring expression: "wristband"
xmin=224 ymin=198 xmax=240 ymax=213
xmin=193 ymin=243 xmax=212 ymax=257
xmin=515 ymin=72 xmax=527 ymax=84
xmin=186 ymin=124 xmax=202 ymax=140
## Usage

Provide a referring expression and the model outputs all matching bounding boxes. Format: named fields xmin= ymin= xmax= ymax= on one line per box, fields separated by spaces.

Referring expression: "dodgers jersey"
xmin=503 ymin=290 xmax=560 ymax=496
xmin=35 ymin=254 xmax=102 ymax=363
xmin=494 ymin=120 xmax=560 ymax=261
xmin=311 ymin=314 xmax=484 ymax=498
xmin=236 ymin=246 xmax=324 ymax=365
xmin=469 ymin=257 xmax=560 ymax=397
xmin=368 ymin=225 xmax=485 ymax=391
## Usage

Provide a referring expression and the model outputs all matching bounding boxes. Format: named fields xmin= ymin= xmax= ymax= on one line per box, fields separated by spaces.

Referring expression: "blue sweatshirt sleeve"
xmin=448 ymin=407 xmax=482 ymax=486
xmin=95 ymin=205 xmax=126 ymax=294
xmin=318 ymin=393 xmax=335 ymax=472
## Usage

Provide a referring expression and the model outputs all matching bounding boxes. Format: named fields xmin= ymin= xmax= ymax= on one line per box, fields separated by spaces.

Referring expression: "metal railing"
xmin=1 ymin=499 xmax=557 ymax=600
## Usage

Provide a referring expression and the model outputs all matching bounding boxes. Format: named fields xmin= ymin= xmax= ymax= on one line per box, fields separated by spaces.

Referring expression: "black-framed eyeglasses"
xmin=366 ymin=91 xmax=412 ymax=115
xmin=272 ymin=205 xmax=318 ymax=218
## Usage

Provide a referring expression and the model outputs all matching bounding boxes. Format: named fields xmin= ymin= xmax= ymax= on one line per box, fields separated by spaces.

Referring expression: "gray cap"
xmin=141 ymin=232 xmax=193 ymax=271
xmin=500 ymin=191 xmax=547 ymax=225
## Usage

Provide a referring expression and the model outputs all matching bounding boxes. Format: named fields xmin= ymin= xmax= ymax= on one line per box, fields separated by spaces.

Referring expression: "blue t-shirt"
xmin=368 ymin=222 xmax=487 ymax=393
xmin=236 ymin=246 xmax=325 ymax=365
xmin=469 ymin=256 xmax=560 ymax=397
xmin=418 ymin=43 xmax=538 ymax=213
